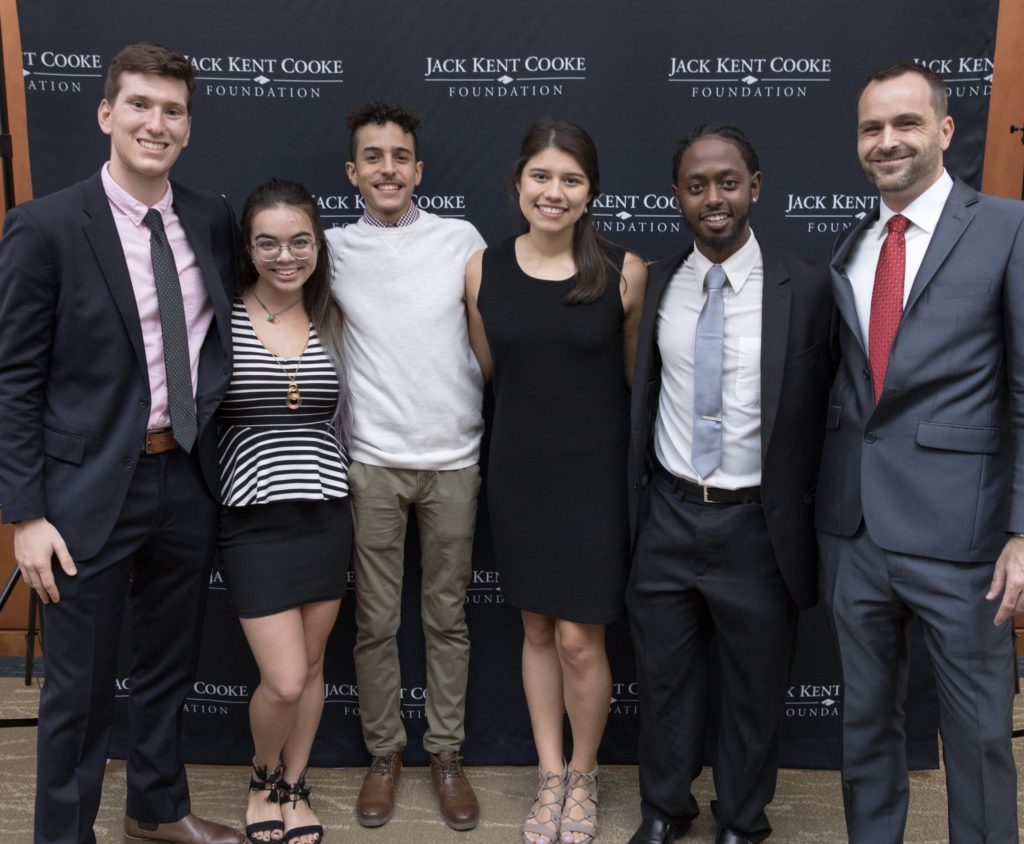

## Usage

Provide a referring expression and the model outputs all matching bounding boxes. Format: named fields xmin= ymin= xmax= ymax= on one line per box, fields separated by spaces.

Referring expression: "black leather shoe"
xmin=629 ymin=817 xmax=691 ymax=843
xmin=716 ymin=829 xmax=754 ymax=844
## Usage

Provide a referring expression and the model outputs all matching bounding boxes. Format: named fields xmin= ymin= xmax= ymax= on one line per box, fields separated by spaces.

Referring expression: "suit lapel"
xmin=829 ymin=209 xmax=877 ymax=359
xmin=173 ymin=186 xmax=233 ymax=353
xmin=81 ymin=174 xmax=148 ymax=379
xmin=759 ymin=245 xmax=790 ymax=457
xmin=903 ymin=178 xmax=977 ymax=315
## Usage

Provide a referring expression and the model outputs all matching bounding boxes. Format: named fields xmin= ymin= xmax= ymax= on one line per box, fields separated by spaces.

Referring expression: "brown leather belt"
xmin=655 ymin=461 xmax=760 ymax=505
xmin=142 ymin=428 xmax=178 ymax=455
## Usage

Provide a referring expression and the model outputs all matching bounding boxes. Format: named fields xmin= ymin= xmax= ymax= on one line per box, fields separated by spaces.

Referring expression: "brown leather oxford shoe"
xmin=124 ymin=813 xmax=244 ymax=844
xmin=355 ymin=751 xmax=402 ymax=827
xmin=429 ymin=751 xmax=479 ymax=830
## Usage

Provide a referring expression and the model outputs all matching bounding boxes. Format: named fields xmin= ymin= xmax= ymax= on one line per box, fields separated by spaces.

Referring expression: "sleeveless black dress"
xmin=478 ymin=237 xmax=630 ymax=623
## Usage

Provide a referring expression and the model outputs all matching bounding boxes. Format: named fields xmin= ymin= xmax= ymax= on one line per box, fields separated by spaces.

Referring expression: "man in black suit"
xmin=625 ymin=124 xmax=833 ymax=844
xmin=817 ymin=62 xmax=1023 ymax=844
xmin=0 ymin=43 xmax=241 ymax=844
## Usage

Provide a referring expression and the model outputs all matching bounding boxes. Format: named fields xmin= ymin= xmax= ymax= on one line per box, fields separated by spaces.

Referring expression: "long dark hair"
xmin=238 ymin=179 xmax=352 ymax=446
xmin=510 ymin=119 xmax=619 ymax=305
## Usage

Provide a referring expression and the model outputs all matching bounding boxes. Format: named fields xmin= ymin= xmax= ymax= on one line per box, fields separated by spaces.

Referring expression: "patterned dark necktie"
xmin=692 ymin=264 xmax=728 ymax=478
xmin=142 ymin=208 xmax=197 ymax=452
xmin=868 ymin=214 xmax=909 ymax=405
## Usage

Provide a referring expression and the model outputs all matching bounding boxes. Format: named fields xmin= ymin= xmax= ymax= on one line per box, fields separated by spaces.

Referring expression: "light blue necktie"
xmin=692 ymin=264 xmax=727 ymax=479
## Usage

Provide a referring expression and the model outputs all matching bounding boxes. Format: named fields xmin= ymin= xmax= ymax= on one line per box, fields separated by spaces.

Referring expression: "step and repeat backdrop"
xmin=16 ymin=0 xmax=998 ymax=769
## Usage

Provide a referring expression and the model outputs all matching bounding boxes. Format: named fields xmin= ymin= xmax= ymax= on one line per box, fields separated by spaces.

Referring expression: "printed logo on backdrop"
xmin=591 ymin=191 xmax=683 ymax=237
xmin=424 ymin=55 xmax=587 ymax=98
xmin=324 ymin=681 xmax=361 ymax=718
xmin=22 ymin=49 xmax=103 ymax=94
xmin=785 ymin=681 xmax=840 ymax=720
xmin=783 ymin=191 xmax=879 ymax=235
xmin=317 ymin=192 xmax=469 ymax=227
xmin=667 ymin=56 xmax=831 ymax=99
xmin=914 ymin=57 xmax=992 ymax=99
xmin=608 ymin=679 xmax=640 ymax=718
xmin=207 ymin=567 xmax=228 ymax=594
xmin=323 ymin=682 xmax=429 ymax=720
xmin=187 ymin=54 xmax=343 ymax=100
xmin=466 ymin=569 xmax=503 ymax=606
xmin=115 ymin=676 xmax=249 ymax=717
xmin=399 ymin=686 xmax=428 ymax=720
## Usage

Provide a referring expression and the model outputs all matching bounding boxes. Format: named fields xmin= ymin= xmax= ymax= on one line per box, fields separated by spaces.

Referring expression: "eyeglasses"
xmin=250 ymin=236 xmax=317 ymax=262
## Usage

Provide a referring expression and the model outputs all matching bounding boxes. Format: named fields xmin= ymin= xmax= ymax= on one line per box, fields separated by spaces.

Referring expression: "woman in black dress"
xmin=219 ymin=180 xmax=352 ymax=844
xmin=466 ymin=122 xmax=647 ymax=844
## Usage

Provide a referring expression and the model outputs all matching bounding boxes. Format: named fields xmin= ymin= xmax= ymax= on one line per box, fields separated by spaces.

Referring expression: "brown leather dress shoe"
xmin=124 ymin=813 xmax=244 ymax=844
xmin=355 ymin=751 xmax=402 ymax=827
xmin=429 ymin=751 xmax=479 ymax=830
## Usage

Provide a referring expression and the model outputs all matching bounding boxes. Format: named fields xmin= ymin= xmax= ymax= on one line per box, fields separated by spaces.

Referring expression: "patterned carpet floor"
xmin=4 ymin=677 xmax=1024 ymax=842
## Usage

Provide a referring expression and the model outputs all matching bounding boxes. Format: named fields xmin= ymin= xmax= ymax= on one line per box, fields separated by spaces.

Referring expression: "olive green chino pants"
xmin=348 ymin=460 xmax=480 ymax=756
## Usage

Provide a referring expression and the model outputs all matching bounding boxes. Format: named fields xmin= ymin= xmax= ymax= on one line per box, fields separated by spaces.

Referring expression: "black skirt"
xmin=218 ymin=497 xmax=352 ymax=618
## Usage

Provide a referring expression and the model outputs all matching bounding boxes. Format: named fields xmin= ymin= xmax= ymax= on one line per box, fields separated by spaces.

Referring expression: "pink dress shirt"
xmin=101 ymin=164 xmax=214 ymax=430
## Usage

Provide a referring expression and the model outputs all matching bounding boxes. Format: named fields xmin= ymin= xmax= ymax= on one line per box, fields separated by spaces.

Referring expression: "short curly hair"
xmin=346 ymin=99 xmax=421 ymax=160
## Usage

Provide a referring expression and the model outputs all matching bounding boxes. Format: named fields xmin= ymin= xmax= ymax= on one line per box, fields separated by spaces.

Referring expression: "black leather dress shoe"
xmin=716 ymin=828 xmax=754 ymax=844
xmin=628 ymin=817 xmax=691 ymax=843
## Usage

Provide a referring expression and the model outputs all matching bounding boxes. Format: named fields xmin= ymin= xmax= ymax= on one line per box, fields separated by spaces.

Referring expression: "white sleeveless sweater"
xmin=326 ymin=212 xmax=486 ymax=469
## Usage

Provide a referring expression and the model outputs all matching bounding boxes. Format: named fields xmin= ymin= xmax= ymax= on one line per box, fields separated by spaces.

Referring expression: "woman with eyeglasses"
xmin=218 ymin=179 xmax=352 ymax=844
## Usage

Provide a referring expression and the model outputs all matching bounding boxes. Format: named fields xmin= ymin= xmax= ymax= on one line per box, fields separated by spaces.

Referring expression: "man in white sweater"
xmin=325 ymin=100 xmax=486 ymax=831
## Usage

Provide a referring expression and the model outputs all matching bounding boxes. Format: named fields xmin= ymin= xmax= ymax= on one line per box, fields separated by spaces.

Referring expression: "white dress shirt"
xmin=845 ymin=170 xmax=954 ymax=348
xmin=654 ymin=231 xmax=763 ymax=488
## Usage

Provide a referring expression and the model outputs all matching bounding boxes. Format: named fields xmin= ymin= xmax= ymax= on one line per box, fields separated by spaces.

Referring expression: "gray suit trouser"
xmin=819 ymin=525 xmax=1018 ymax=844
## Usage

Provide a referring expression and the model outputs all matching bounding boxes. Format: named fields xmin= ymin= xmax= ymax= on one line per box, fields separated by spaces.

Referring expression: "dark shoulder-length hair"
xmin=237 ymin=179 xmax=352 ymax=446
xmin=509 ymin=119 xmax=620 ymax=305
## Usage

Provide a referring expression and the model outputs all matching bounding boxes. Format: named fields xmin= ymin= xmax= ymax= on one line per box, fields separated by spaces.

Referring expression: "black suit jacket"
xmin=626 ymin=241 xmax=834 ymax=608
xmin=0 ymin=170 xmax=236 ymax=562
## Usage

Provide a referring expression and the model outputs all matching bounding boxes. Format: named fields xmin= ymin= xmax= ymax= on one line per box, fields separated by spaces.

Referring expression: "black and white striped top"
xmin=219 ymin=300 xmax=349 ymax=506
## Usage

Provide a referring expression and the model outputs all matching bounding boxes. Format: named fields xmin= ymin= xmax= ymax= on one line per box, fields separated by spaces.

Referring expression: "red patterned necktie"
xmin=868 ymin=213 xmax=909 ymax=404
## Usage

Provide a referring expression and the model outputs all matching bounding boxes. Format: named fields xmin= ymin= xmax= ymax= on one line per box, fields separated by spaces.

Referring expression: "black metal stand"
xmin=0 ymin=566 xmax=42 ymax=728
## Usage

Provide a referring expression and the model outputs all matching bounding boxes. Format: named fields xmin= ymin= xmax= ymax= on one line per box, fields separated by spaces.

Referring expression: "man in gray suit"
xmin=817 ymin=62 xmax=1024 ymax=844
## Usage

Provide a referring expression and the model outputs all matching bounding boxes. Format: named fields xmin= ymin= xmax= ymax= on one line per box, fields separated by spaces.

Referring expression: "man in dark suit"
xmin=625 ymin=124 xmax=833 ymax=844
xmin=817 ymin=62 xmax=1023 ymax=844
xmin=0 ymin=43 xmax=242 ymax=844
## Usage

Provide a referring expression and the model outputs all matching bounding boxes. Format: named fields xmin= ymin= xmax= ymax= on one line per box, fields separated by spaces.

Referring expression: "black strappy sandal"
xmin=246 ymin=759 xmax=284 ymax=843
xmin=280 ymin=770 xmax=323 ymax=844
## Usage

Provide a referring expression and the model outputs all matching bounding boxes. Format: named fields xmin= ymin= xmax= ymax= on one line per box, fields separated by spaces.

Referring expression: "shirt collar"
xmin=876 ymin=169 xmax=953 ymax=239
xmin=691 ymin=229 xmax=760 ymax=293
xmin=101 ymin=163 xmax=173 ymax=225
xmin=361 ymin=202 xmax=420 ymax=228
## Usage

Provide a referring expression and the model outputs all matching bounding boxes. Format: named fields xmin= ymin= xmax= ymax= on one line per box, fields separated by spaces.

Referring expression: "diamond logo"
xmin=23 ymin=69 xmax=30 ymax=77
xmin=497 ymin=75 xmax=514 ymax=85
xmin=254 ymin=75 xmax=270 ymax=85
xmin=741 ymin=75 xmax=759 ymax=85
xmin=822 ymin=698 xmax=836 ymax=706
xmin=615 ymin=211 xmax=633 ymax=221
xmin=854 ymin=211 xmax=867 ymax=220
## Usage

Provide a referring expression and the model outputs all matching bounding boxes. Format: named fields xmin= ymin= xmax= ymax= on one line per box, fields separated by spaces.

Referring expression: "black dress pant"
xmin=626 ymin=470 xmax=797 ymax=843
xmin=35 ymin=449 xmax=216 ymax=844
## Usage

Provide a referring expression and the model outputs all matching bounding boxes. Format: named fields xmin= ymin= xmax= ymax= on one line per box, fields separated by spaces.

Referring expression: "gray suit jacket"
xmin=816 ymin=177 xmax=1024 ymax=563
